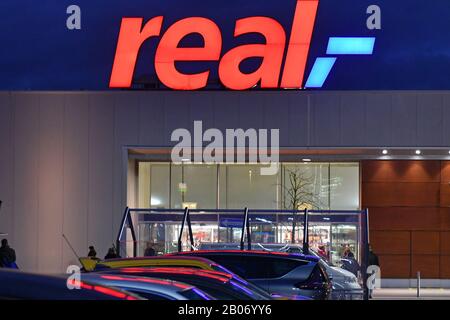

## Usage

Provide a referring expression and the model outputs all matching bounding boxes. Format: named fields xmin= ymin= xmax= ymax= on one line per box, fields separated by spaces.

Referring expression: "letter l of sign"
xmin=281 ymin=0 xmax=319 ymax=89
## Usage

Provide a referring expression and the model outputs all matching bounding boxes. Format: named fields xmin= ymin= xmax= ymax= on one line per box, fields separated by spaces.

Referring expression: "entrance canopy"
xmin=116 ymin=207 xmax=369 ymax=269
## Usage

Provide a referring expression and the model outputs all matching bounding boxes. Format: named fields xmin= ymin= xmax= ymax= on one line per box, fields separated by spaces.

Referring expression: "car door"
xmin=261 ymin=257 xmax=312 ymax=297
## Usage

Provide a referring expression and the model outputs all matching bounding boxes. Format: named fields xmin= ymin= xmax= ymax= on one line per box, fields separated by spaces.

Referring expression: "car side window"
xmin=200 ymin=254 xmax=308 ymax=279
xmin=204 ymin=255 xmax=248 ymax=278
xmin=265 ymin=258 xmax=308 ymax=279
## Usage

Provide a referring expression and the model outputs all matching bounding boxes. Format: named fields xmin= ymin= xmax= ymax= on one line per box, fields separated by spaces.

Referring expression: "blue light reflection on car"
xmin=230 ymin=280 xmax=254 ymax=296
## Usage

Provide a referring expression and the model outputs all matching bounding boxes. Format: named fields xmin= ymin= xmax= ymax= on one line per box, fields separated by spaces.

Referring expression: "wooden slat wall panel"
xmin=439 ymin=183 xmax=450 ymax=207
xmin=371 ymin=231 xmax=410 ymax=255
xmin=363 ymin=160 xmax=450 ymax=279
xmin=363 ymin=183 xmax=440 ymax=207
xmin=441 ymin=232 xmax=450 ymax=255
xmin=363 ymin=160 xmax=441 ymax=183
xmin=378 ymin=255 xmax=411 ymax=278
xmin=411 ymin=255 xmax=440 ymax=278
xmin=411 ymin=231 xmax=440 ymax=255
xmin=440 ymin=256 xmax=450 ymax=278
xmin=440 ymin=161 xmax=450 ymax=181
xmin=369 ymin=207 xmax=441 ymax=231
xmin=440 ymin=208 xmax=450 ymax=230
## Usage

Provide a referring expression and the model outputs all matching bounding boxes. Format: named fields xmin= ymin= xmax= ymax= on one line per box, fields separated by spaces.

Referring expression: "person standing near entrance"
xmin=368 ymin=244 xmax=380 ymax=298
xmin=0 ymin=239 xmax=18 ymax=269
xmin=368 ymin=244 xmax=380 ymax=267
xmin=104 ymin=246 xmax=119 ymax=260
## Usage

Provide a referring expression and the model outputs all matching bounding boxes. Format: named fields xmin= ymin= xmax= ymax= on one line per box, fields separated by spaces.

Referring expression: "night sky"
xmin=1 ymin=0 xmax=450 ymax=90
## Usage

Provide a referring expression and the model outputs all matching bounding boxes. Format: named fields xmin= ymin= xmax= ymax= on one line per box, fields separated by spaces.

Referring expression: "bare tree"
xmin=281 ymin=168 xmax=325 ymax=243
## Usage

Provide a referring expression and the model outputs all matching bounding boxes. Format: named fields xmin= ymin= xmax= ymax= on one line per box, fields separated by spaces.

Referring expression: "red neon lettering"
xmin=109 ymin=0 xmax=320 ymax=90
xmin=281 ymin=0 xmax=319 ymax=88
xmin=218 ymin=17 xmax=286 ymax=90
xmin=155 ymin=17 xmax=222 ymax=90
xmin=110 ymin=17 xmax=163 ymax=88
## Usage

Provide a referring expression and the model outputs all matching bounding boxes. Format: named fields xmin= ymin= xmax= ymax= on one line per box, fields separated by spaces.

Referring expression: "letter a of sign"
xmin=218 ymin=17 xmax=286 ymax=90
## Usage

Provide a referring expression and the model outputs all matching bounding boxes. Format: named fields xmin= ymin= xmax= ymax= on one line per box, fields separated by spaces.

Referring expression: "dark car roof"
xmin=172 ymin=249 xmax=320 ymax=262
xmin=101 ymin=267 xmax=233 ymax=283
xmin=0 ymin=269 xmax=140 ymax=300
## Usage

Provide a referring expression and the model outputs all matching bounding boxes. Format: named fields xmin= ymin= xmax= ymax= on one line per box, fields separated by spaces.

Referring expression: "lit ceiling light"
xmin=382 ymin=149 xmax=388 ymax=155
xmin=181 ymin=158 xmax=190 ymax=162
xmin=302 ymin=158 xmax=312 ymax=162
xmin=415 ymin=150 xmax=421 ymax=155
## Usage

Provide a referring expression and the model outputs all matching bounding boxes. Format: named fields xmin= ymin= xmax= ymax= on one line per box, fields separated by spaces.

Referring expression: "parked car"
xmin=79 ymin=273 xmax=214 ymax=300
xmin=217 ymin=242 xmax=364 ymax=300
xmin=81 ymin=255 xmax=308 ymax=300
xmin=81 ymin=255 xmax=231 ymax=273
xmin=0 ymin=269 xmax=142 ymax=300
xmin=96 ymin=267 xmax=273 ymax=300
xmin=171 ymin=250 xmax=332 ymax=300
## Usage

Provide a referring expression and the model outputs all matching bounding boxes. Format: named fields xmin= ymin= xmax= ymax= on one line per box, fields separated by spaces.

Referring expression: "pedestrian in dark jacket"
xmin=0 ymin=239 xmax=17 ymax=268
xmin=104 ymin=247 xmax=118 ymax=260
xmin=341 ymin=248 xmax=360 ymax=277
xmin=144 ymin=243 xmax=156 ymax=257
xmin=368 ymin=244 xmax=380 ymax=267
xmin=87 ymin=246 xmax=97 ymax=259
xmin=367 ymin=244 xmax=380 ymax=298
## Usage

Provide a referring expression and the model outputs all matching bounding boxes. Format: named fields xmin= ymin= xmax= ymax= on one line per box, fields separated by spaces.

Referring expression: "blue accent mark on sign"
xmin=305 ymin=57 xmax=337 ymax=88
xmin=326 ymin=37 xmax=376 ymax=55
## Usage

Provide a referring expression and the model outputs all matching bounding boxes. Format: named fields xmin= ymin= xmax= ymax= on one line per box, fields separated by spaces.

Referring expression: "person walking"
xmin=0 ymin=239 xmax=18 ymax=269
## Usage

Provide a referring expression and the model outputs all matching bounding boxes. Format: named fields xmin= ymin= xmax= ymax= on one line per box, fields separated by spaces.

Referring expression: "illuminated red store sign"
xmin=109 ymin=0 xmax=319 ymax=90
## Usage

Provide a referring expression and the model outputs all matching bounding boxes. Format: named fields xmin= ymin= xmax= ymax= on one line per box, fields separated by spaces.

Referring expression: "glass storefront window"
xmin=282 ymin=163 xmax=329 ymax=210
xmin=171 ymin=164 xmax=217 ymax=209
xmin=149 ymin=164 xmax=170 ymax=208
xmin=330 ymin=163 xmax=360 ymax=210
xmin=225 ymin=164 xmax=279 ymax=209
xmin=136 ymin=162 xmax=359 ymax=211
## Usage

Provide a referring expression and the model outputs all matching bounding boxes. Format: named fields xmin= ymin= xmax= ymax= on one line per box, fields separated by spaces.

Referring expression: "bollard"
xmin=417 ymin=271 xmax=421 ymax=298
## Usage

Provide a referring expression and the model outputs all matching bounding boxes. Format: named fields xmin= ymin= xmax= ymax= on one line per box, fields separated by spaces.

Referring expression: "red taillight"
xmin=93 ymin=285 xmax=127 ymax=299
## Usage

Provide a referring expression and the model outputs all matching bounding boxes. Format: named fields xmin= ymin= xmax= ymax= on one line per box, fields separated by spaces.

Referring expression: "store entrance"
xmin=128 ymin=209 xmax=363 ymax=266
